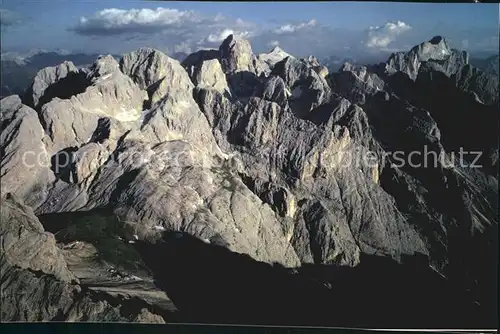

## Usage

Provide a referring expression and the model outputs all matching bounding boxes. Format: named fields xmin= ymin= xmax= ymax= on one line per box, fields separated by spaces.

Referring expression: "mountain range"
xmin=0 ymin=35 xmax=498 ymax=328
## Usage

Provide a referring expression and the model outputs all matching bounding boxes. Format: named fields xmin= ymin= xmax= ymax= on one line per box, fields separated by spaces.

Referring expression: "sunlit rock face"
xmin=0 ymin=34 xmax=497 ymax=327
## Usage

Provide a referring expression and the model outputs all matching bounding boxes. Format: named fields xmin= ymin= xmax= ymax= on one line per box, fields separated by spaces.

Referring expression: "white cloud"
xmin=207 ymin=29 xmax=235 ymax=43
xmin=274 ymin=19 xmax=317 ymax=34
xmin=69 ymin=7 xmax=260 ymax=54
xmin=63 ymin=8 xmax=496 ymax=60
xmin=203 ymin=29 xmax=252 ymax=47
xmin=268 ymin=40 xmax=280 ymax=47
xmin=68 ymin=9 xmax=414 ymax=57
xmin=173 ymin=41 xmax=194 ymax=54
xmin=73 ymin=8 xmax=198 ymax=35
xmin=365 ymin=20 xmax=412 ymax=48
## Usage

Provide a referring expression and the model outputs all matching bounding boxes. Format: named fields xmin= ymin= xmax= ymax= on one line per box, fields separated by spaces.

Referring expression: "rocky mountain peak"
xmin=270 ymin=45 xmax=284 ymax=53
xmin=24 ymin=60 xmax=81 ymax=108
xmin=0 ymin=34 xmax=497 ymax=327
xmin=120 ymin=47 xmax=191 ymax=93
xmin=258 ymin=45 xmax=294 ymax=68
xmin=339 ymin=62 xmax=356 ymax=72
xmin=385 ymin=36 xmax=470 ymax=80
xmin=87 ymin=55 xmax=121 ymax=81
xmin=219 ymin=34 xmax=255 ymax=74
xmin=410 ymin=35 xmax=453 ymax=62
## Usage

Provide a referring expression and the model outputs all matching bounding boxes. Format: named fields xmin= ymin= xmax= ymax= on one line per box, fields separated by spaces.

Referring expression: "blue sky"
xmin=1 ymin=1 xmax=498 ymax=58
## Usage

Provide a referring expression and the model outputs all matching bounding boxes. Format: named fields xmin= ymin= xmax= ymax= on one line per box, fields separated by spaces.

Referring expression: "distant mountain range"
xmin=469 ymin=55 xmax=499 ymax=76
xmin=321 ymin=52 xmax=499 ymax=76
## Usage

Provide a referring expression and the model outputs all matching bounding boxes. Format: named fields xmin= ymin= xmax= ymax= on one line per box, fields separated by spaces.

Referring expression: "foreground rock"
xmin=129 ymin=231 xmax=489 ymax=328
xmin=120 ymin=47 xmax=194 ymax=106
xmin=0 ymin=195 xmax=171 ymax=322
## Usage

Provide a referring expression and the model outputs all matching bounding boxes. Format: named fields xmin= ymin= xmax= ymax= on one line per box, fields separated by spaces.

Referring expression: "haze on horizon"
xmin=1 ymin=1 xmax=499 ymax=60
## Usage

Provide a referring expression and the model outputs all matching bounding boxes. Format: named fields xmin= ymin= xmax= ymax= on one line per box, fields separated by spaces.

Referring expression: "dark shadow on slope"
xmin=358 ymin=90 xmax=498 ymax=299
xmin=39 ymin=209 xmax=150 ymax=276
xmin=23 ymin=71 xmax=90 ymax=109
xmin=130 ymin=231 xmax=493 ymax=328
xmin=181 ymin=49 xmax=219 ymax=69
xmin=383 ymin=69 xmax=499 ymax=176
xmin=227 ymin=71 xmax=261 ymax=99
xmin=89 ymin=118 xmax=111 ymax=144
xmin=50 ymin=147 xmax=78 ymax=183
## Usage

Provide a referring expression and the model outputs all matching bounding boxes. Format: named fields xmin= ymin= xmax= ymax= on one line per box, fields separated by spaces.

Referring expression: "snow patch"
xmin=152 ymin=225 xmax=166 ymax=231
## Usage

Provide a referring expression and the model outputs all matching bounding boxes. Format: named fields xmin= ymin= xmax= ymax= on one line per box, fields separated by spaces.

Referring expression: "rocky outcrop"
xmin=39 ymin=55 xmax=147 ymax=153
xmin=385 ymin=36 xmax=468 ymax=80
xmin=120 ymin=48 xmax=194 ymax=106
xmin=82 ymin=140 xmax=300 ymax=267
xmin=0 ymin=195 xmax=170 ymax=322
xmin=304 ymin=55 xmax=329 ymax=78
xmin=253 ymin=75 xmax=290 ymax=107
xmin=219 ymin=35 xmax=269 ymax=76
xmin=258 ymin=46 xmax=294 ymax=69
xmin=382 ymin=35 xmax=497 ymax=106
xmin=271 ymin=56 xmax=332 ymax=116
xmin=195 ymin=89 xmax=428 ymax=266
xmin=326 ymin=62 xmax=385 ymax=104
xmin=23 ymin=61 xmax=88 ymax=109
xmin=452 ymin=64 xmax=499 ymax=105
xmin=186 ymin=58 xmax=230 ymax=94
xmin=0 ymin=194 xmax=75 ymax=282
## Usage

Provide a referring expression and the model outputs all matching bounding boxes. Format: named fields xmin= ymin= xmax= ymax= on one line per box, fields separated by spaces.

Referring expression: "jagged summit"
xmin=258 ymin=45 xmax=294 ymax=68
xmin=216 ymin=34 xmax=269 ymax=77
xmin=409 ymin=35 xmax=453 ymax=62
xmin=270 ymin=45 xmax=284 ymax=53
xmin=385 ymin=35 xmax=469 ymax=80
